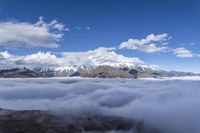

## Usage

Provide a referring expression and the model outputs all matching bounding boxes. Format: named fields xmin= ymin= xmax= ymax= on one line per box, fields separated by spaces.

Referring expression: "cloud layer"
xmin=0 ymin=47 xmax=144 ymax=69
xmin=0 ymin=17 xmax=68 ymax=48
xmin=0 ymin=78 xmax=200 ymax=133
xmin=119 ymin=33 xmax=169 ymax=53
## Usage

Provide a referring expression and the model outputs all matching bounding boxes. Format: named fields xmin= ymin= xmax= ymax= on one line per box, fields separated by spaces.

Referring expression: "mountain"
xmin=0 ymin=65 xmax=198 ymax=78
xmin=69 ymin=65 xmax=198 ymax=78
xmin=0 ymin=68 xmax=47 ymax=78
xmin=72 ymin=65 xmax=137 ymax=78
xmin=136 ymin=67 xmax=197 ymax=78
xmin=54 ymin=65 xmax=95 ymax=77
xmin=0 ymin=67 xmax=56 ymax=78
xmin=0 ymin=108 xmax=159 ymax=133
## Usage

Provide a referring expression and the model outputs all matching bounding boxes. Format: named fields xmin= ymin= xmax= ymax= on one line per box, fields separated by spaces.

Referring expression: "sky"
xmin=0 ymin=0 xmax=200 ymax=72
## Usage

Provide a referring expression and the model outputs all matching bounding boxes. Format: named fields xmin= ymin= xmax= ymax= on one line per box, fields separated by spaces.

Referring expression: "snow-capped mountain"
xmin=0 ymin=47 xmax=144 ymax=70
xmin=0 ymin=64 xmax=198 ymax=78
xmin=0 ymin=47 xmax=198 ymax=78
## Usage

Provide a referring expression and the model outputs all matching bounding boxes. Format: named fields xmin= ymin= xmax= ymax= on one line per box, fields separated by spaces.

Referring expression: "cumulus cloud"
xmin=0 ymin=47 xmax=144 ymax=68
xmin=15 ymin=52 xmax=63 ymax=67
xmin=0 ymin=78 xmax=200 ymax=133
xmin=119 ymin=33 xmax=170 ymax=53
xmin=0 ymin=16 xmax=68 ymax=48
xmin=0 ymin=51 xmax=19 ymax=67
xmin=118 ymin=33 xmax=200 ymax=59
xmin=62 ymin=47 xmax=143 ymax=67
xmin=173 ymin=47 xmax=200 ymax=58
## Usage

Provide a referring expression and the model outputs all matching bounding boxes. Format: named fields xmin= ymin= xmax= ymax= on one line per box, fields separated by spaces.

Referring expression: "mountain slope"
xmin=75 ymin=65 xmax=137 ymax=78
xmin=136 ymin=67 xmax=197 ymax=78
xmin=0 ymin=68 xmax=53 ymax=78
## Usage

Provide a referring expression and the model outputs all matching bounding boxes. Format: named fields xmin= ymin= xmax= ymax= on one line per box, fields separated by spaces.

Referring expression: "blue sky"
xmin=0 ymin=0 xmax=200 ymax=72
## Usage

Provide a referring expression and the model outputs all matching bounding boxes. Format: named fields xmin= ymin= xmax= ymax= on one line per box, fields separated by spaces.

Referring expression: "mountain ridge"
xmin=0 ymin=65 xmax=198 ymax=78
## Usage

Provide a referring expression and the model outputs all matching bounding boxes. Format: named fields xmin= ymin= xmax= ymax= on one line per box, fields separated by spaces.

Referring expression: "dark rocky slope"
xmin=0 ymin=68 xmax=53 ymax=78
xmin=0 ymin=108 xmax=159 ymax=133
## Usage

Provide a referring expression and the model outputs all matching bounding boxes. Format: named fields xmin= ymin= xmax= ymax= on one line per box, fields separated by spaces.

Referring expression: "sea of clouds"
xmin=0 ymin=77 xmax=200 ymax=133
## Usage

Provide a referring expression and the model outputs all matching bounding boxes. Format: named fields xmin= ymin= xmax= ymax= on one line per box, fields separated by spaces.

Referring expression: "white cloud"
xmin=16 ymin=52 xmax=63 ymax=67
xmin=0 ymin=17 xmax=68 ymax=48
xmin=119 ymin=33 xmax=170 ymax=53
xmin=0 ymin=51 xmax=18 ymax=67
xmin=0 ymin=51 xmax=11 ymax=58
xmin=62 ymin=47 xmax=144 ymax=67
xmin=0 ymin=47 xmax=145 ymax=68
xmin=173 ymin=47 xmax=197 ymax=58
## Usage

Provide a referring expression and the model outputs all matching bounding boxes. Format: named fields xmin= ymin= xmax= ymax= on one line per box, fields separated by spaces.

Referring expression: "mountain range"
xmin=0 ymin=64 xmax=198 ymax=78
